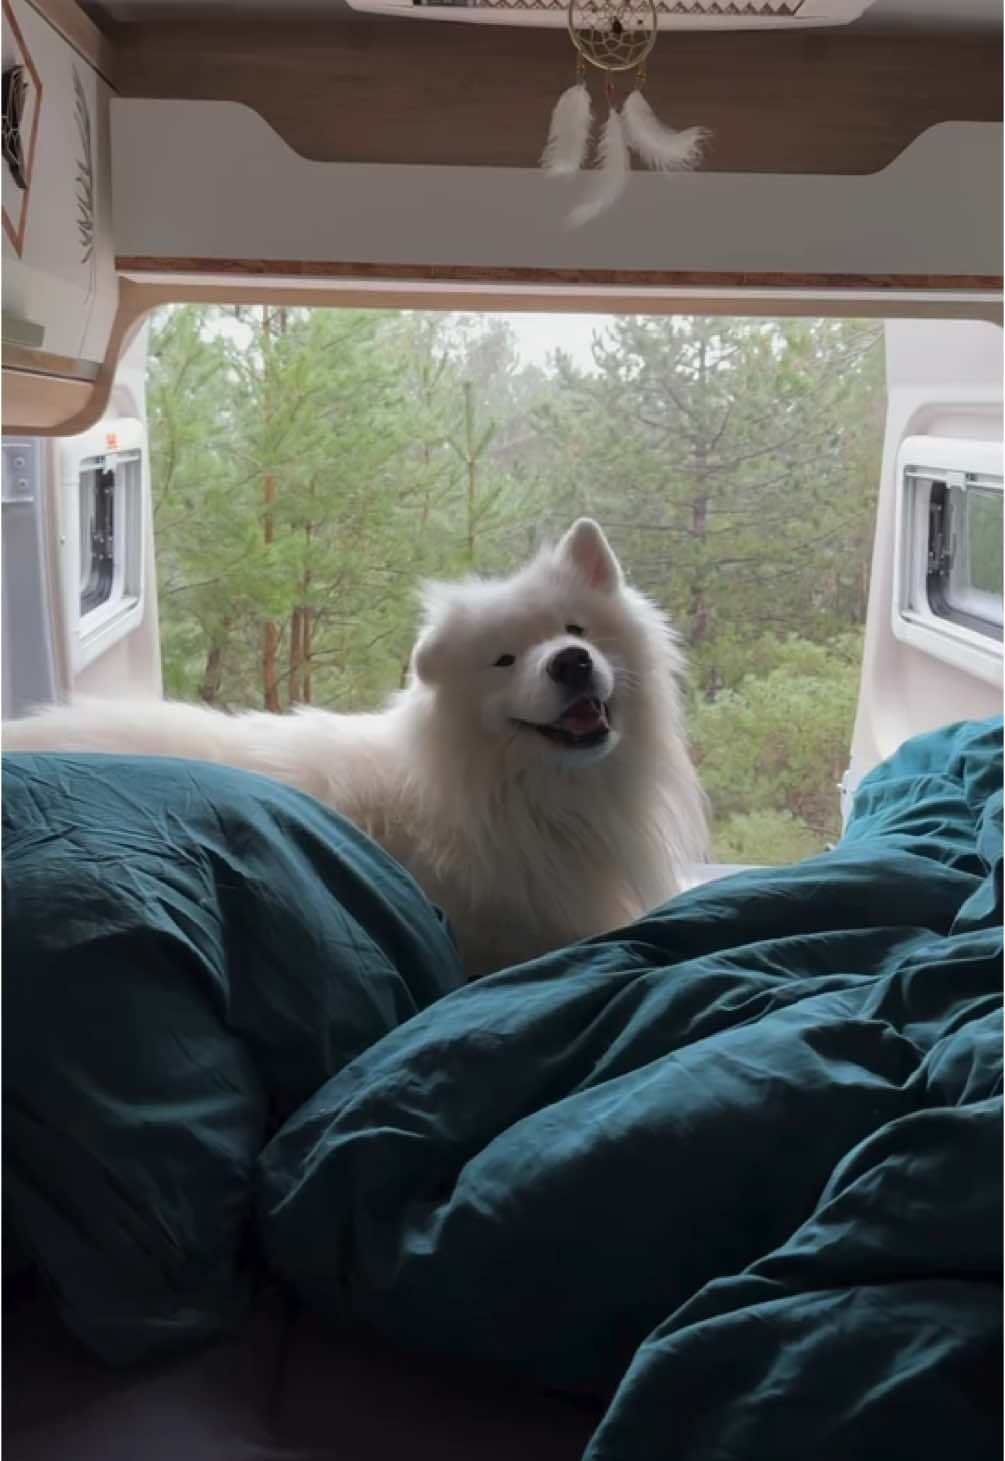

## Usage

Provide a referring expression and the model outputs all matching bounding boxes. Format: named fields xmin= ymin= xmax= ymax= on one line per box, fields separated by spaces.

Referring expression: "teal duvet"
xmin=2 ymin=755 xmax=465 ymax=1361
xmin=4 ymin=718 xmax=1003 ymax=1459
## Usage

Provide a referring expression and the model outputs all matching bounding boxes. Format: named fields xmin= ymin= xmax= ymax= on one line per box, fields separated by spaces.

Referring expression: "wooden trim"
xmin=116 ymin=258 xmax=1005 ymax=294
xmin=1 ymin=341 xmax=101 ymax=378
xmin=1 ymin=0 xmax=44 ymax=257
xmin=22 ymin=0 xmax=116 ymax=86
xmin=111 ymin=281 xmax=1005 ymax=324
xmin=111 ymin=23 xmax=1001 ymax=174
xmin=1 ymin=367 xmax=92 ymax=429
xmin=6 ymin=271 xmax=1001 ymax=438
xmin=1 ymin=276 xmax=140 ymax=435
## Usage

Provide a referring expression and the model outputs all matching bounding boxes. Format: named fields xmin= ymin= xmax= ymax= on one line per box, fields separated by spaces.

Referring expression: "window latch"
xmin=926 ymin=485 xmax=951 ymax=578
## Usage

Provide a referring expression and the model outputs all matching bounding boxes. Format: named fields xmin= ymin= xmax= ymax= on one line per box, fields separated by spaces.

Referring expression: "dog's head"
xmin=409 ymin=519 xmax=681 ymax=768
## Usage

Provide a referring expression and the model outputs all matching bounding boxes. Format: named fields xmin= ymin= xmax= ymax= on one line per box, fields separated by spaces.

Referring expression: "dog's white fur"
xmin=3 ymin=519 xmax=708 ymax=975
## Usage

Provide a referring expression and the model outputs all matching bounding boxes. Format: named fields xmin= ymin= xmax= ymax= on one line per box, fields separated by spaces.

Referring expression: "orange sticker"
xmin=105 ymin=433 xmax=118 ymax=450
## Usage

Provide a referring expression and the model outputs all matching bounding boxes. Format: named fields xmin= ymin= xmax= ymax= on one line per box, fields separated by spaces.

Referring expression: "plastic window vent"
xmin=79 ymin=463 xmax=116 ymax=616
xmin=915 ymin=468 xmax=1003 ymax=644
xmin=77 ymin=448 xmax=143 ymax=632
xmin=893 ymin=438 xmax=1004 ymax=690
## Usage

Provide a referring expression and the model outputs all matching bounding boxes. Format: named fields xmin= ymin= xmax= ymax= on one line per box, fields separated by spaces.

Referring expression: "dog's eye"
xmin=565 ymin=624 xmax=585 ymax=637
xmin=494 ymin=653 xmax=516 ymax=668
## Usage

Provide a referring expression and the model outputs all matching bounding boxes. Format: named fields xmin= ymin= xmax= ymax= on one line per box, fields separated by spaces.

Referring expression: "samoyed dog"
xmin=3 ymin=519 xmax=708 ymax=975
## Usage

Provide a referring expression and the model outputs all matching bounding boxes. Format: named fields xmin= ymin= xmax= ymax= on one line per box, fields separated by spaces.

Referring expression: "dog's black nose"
xmin=548 ymin=645 xmax=593 ymax=689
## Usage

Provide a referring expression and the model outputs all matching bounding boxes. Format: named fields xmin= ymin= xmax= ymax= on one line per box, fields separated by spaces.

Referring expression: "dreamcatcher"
xmin=540 ymin=0 xmax=707 ymax=227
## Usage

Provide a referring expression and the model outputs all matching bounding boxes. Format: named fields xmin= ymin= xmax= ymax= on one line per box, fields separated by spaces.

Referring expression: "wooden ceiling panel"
xmin=110 ymin=21 xmax=1001 ymax=173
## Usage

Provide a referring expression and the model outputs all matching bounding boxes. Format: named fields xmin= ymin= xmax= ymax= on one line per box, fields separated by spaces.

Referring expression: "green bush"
xmin=692 ymin=632 xmax=862 ymax=862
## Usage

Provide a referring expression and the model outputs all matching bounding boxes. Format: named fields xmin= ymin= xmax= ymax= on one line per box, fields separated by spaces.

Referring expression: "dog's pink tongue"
xmin=557 ymin=698 xmax=606 ymax=734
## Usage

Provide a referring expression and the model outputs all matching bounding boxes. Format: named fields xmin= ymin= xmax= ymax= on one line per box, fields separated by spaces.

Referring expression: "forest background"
xmin=148 ymin=305 xmax=887 ymax=863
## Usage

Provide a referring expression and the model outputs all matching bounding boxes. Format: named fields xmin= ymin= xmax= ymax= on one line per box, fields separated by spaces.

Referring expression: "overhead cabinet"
xmin=2 ymin=0 xmax=117 ymax=383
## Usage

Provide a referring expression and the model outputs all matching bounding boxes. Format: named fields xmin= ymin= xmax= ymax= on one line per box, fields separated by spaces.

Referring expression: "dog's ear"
xmin=410 ymin=583 xmax=452 ymax=685
xmin=411 ymin=624 xmax=446 ymax=686
xmin=556 ymin=518 xmax=623 ymax=594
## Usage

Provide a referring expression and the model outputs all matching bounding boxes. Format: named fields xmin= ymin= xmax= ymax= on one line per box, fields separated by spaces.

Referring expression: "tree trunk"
xmin=262 ymin=470 xmax=280 ymax=712
xmin=466 ymin=455 xmax=477 ymax=562
xmin=261 ymin=305 xmax=283 ymax=713
xmin=420 ymin=440 xmax=432 ymax=535
xmin=200 ymin=645 xmax=224 ymax=705
xmin=690 ymin=491 xmax=709 ymax=644
xmin=262 ymin=633 xmax=280 ymax=711
xmin=289 ymin=607 xmax=303 ymax=704
xmin=301 ymin=519 xmax=312 ymax=704
xmin=463 ymin=380 xmax=478 ymax=564
xmin=689 ymin=335 xmax=710 ymax=649
xmin=690 ymin=585 xmax=708 ymax=645
xmin=199 ymin=617 xmax=231 ymax=704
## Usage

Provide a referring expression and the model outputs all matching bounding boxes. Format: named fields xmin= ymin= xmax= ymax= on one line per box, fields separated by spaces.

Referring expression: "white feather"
xmin=622 ymin=89 xmax=707 ymax=172
xmin=540 ymin=82 xmax=593 ymax=176
xmin=568 ymin=106 xmax=630 ymax=229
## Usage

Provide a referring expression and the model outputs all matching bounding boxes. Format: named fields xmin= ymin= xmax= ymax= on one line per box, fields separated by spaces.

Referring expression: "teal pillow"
xmin=2 ymin=752 xmax=463 ymax=1364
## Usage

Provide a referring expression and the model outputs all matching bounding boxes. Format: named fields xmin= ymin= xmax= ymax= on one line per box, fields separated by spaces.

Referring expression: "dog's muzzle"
xmin=513 ymin=695 xmax=611 ymax=750
xmin=547 ymin=645 xmax=594 ymax=693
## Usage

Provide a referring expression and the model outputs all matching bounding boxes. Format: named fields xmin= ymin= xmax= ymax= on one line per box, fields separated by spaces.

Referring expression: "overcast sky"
xmin=484 ymin=311 xmax=607 ymax=372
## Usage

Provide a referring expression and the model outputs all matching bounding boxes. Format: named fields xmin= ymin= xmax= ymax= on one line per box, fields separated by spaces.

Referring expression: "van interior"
xmin=2 ymin=1 xmax=1002 ymax=1458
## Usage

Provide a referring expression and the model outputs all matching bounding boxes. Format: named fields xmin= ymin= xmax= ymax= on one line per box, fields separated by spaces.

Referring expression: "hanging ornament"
xmin=540 ymin=58 xmax=593 ymax=176
xmin=568 ymin=92 xmax=630 ymax=228
xmin=539 ymin=0 xmax=708 ymax=227
xmin=621 ymin=83 xmax=706 ymax=172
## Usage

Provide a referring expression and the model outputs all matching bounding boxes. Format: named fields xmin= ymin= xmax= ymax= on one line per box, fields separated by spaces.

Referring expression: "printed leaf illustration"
xmin=2 ymin=66 xmax=28 ymax=190
xmin=72 ymin=66 xmax=94 ymax=263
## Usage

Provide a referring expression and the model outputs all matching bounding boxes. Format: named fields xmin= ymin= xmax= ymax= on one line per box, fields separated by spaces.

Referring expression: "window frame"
xmin=892 ymin=434 xmax=1003 ymax=688
xmin=924 ymin=475 xmax=1003 ymax=638
xmin=59 ymin=419 xmax=147 ymax=672
xmin=78 ymin=462 xmax=116 ymax=617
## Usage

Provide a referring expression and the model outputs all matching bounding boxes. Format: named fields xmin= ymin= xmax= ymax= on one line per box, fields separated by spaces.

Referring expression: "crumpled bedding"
xmin=256 ymin=717 xmax=1003 ymax=1459
xmin=3 ymin=719 xmax=1001 ymax=1459
xmin=2 ymin=753 xmax=464 ymax=1363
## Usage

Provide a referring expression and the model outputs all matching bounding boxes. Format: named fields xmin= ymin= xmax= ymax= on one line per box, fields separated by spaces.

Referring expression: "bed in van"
xmin=2 ymin=1 xmax=1002 ymax=1457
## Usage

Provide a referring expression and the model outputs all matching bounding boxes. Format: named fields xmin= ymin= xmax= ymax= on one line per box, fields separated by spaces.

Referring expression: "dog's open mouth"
xmin=515 ymin=697 xmax=611 ymax=749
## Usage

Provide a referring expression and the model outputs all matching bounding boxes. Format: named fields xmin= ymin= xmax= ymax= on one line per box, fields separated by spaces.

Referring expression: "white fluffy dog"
xmin=3 ymin=520 xmax=708 ymax=975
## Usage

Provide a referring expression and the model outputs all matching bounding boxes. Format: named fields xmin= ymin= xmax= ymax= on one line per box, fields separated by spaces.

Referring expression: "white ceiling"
xmin=80 ymin=0 xmax=1003 ymax=29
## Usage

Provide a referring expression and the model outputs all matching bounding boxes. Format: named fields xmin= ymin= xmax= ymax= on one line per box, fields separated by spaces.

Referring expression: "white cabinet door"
xmin=2 ymin=0 xmax=116 ymax=368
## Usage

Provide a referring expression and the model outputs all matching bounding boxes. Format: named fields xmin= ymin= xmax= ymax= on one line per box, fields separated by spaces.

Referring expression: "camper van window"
xmin=79 ymin=462 xmax=116 ymax=616
xmin=146 ymin=307 xmax=886 ymax=869
xmin=926 ymin=480 xmax=1004 ymax=640
xmin=894 ymin=440 xmax=1004 ymax=685
xmin=70 ymin=439 xmax=146 ymax=668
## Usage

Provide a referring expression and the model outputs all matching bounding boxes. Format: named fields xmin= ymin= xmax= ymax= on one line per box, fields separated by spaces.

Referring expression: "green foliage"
xmin=713 ymin=810 xmax=826 ymax=866
xmin=530 ymin=316 xmax=883 ymax=697
xmin=691 ymin=633 xmax=864 ymax=857
xmin=966 ymin=487 xmax=1003 ymax=596
xmin=148 ymin=305 xmax=885 ymax=865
